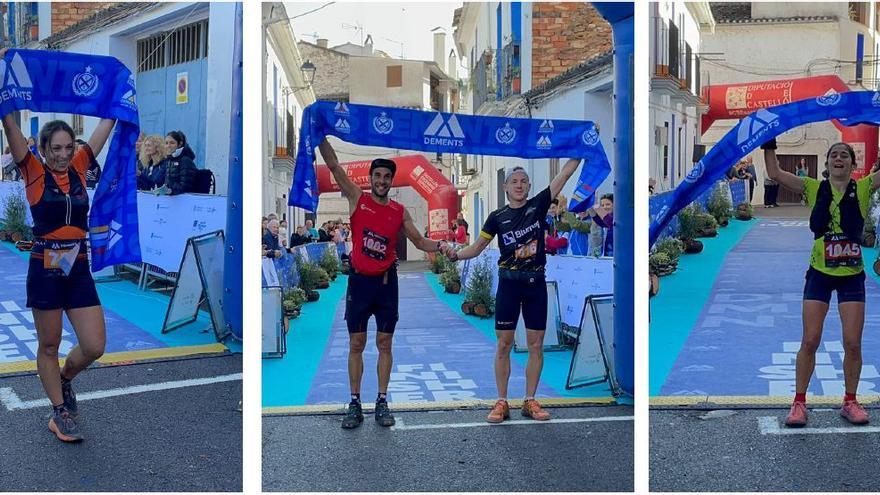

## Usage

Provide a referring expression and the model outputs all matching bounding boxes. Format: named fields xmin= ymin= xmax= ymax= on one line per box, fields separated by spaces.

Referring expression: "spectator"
xmin=138 ymin=134 xmax=166 ymax=191
xmin=796 ymin=158 xmax=808 ymax=178
xmin=649 ymin=177 xmax=657 ymax=195
xmin=76 ymin=139 xmax=102 ymax=188
xmin=588 ymin=193 xmax=614 ymax=257
xmin=2 ymin=146 xmax=16 ymax=181
xmin=745 ymin=157 xmax=757 ymax=202
xmin=456 ymin=211 xmax=469 ymax=239
xmin=163 ymin=130 xmax=198 ymax=195
xmin=290 ymin=225 xmax=310 ymax=247
xmin=318 ymin=221 xmax=333 ymax=242
xmin=279 ymin=219 xmax=289 ymax=248
xmin=305 ymin=219 xmax=318 ymax=239
xmin=27 ymin=136 xmax=40 ymax=161
xmin=262 ymin=219 xmax=285 ymax=259
xmin=763 ymin=175 xmax=780 ymax=208
xmin=545 ymin=198 xmax=568 ymax=255
xmin=454 ymin=218 xmax=467 ymax=244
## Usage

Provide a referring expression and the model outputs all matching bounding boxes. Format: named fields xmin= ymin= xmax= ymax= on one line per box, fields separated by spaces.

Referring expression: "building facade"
xmin=262 ymin=3 xmax=316 ymax=226
xmin=649 ymin=2 xmax=712 ymax=195
xmin=700 ymin=2 xmax=880 ymax=203
xmin=453 ymin=2 xmax=615 ymax=236
xmin=4 ymin=2 xmax=239 ymax=194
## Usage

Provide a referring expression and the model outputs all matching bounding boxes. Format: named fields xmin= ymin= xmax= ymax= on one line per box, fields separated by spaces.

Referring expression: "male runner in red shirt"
xmin=318 ymin=139 xmax=449 ymax=429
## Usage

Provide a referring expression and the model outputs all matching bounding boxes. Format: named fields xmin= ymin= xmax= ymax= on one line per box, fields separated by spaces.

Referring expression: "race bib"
xmin=514 ymin=239 xmax=538 ymax=260
xmin=43 ymin=242 xmax=80 ymax=276
xmin=361 ymin=228 xmax=389 ymax=261
xmin=823 ymin=233 xmax=862 ymax=268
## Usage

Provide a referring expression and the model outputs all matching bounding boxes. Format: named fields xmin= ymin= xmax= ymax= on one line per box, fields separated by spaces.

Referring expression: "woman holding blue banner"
xmin=0 ymin=48 xmax=116 ymax=442
xmin=763 ymin=138 xmax=880 ymax=427
xmin=445 ymin=160 xmax=582 ymax=423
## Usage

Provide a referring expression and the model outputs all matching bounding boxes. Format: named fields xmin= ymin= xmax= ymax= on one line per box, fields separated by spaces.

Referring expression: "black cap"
xmin=370 ymin=158 xmax=396 ymax=176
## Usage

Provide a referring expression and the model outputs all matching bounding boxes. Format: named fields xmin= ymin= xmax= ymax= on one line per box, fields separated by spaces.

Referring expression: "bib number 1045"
xmin=824 ymin=233 xmax=862 ymax=268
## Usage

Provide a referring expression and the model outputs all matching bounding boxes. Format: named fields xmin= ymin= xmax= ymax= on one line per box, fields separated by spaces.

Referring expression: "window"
xmin=136 ymin=20 xmax=208 ymax=73
xmin=386 ymin=65 xmax=402 ymax=88
xmin=169 ymin=20 xmax=207 ymax=65
xmin=137 ymin=33 xmax=166 ymax=72
xmin=71 ymin=114 xmax=83 ymax=136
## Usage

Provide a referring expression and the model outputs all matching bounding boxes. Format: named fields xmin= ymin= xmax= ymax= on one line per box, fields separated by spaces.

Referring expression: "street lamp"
xmin=286 ymin=61 xmax=317 ymax=94
xmin=301 ymin=60 xmax=316 ymax=86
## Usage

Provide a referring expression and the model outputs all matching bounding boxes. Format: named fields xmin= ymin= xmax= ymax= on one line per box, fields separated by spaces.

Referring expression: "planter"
xmin=697 ymin=228 xmax=717 ymax=238
xmin=473 ymin=303 xmax=492 ymax=317
xmin=444 ymin=281 xmax=461 ymax=294
xmin=862 ymin=232 xmax=876 ymax=247
xmin=316 ymin=280 xmax=330 ymax=289
xmin=719 ymin=218 xmax=729 ymax=227
xmin=10 ymin=232 xmax=22 ymax=242
xmin=874 ymin=258 xmax=880 ymax=277
xmin=306 ymin=290 xmax=320 ymax=302
xmin=682 ymin=239 xmax=703 ymax=254
xmin=654 ymin=263 xmax=676 ymax=277
xmin=461 ymin=302 xmax=475 ymax=315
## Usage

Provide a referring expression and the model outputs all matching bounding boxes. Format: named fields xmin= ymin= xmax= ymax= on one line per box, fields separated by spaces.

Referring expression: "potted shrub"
xmin=319 ymin=248 xmax=339 ymax=281
xmin=2 ymin=189 xmax=32 ymax=245
xmin=707 ymin=185 xmax=732 ymax=227
xmin=677 ymin=204 xmax=703 ymax=253
xmin=649 ymin=252 xmax=676 ymax=277
xmin=439 ymin=262 xmax=461 ymax=294
xmin=696 ymin=213 xmax=718 ymax=238
xmin=462 ymin=256 xmax=494 ymax=317
xmin=297 ymin=259 xmax=322 ymax=302
xmin=653 ymin=237 xmax=683 ymax=272
xmin=282 ymin=287 xmax=307 ymax=319
xmin=735 ymin=202 xmax=753 ymax=221
xmin=429 ymin=251 xmax=448 ymax=274
xmin=315 ymin=267 xmax=330 ymax=289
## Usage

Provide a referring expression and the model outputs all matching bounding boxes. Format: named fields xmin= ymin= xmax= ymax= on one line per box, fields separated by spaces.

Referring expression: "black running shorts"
xmin=494 ymin=271 xmax=547 ymax=331
xmin=803 ymin=267 xmax=865 ymax=304
xmin=27 ymin=240 xmax=100 ymax=310
xmin=345 ymin=268 xmax=399 ymax=333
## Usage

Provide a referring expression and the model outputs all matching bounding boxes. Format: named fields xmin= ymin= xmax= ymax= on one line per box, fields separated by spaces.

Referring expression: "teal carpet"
xmin=649 ymin=219 xmax=758 ymax=395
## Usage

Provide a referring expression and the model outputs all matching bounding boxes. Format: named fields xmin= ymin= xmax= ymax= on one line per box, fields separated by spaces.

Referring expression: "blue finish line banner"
xmin=289 ymin=101 xmax=612 ymax=212
xmin=649 ymin=90 xmax=880 ymax=245
xmin=0 ymin=49 xmax=141 ymax=270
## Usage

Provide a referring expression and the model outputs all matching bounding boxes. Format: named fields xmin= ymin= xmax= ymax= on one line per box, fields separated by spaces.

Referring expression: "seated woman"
xmin=137 ymin=134 xmax=166 ymax=191
xmin=162 ymin=130 xmax=198 ymax=195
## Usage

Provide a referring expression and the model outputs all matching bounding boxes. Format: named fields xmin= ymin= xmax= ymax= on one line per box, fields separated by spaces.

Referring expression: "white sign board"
xmin=138 ymin=193 xmax=227 ymax=272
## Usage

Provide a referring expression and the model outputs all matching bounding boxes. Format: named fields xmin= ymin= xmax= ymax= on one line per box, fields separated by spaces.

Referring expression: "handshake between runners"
xmin=438 ymin=242 xmax=460 ymax=262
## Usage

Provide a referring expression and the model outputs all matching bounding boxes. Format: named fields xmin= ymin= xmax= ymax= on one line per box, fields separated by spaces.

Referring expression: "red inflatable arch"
xmin=316 ymin=154 xmax=458 ymax=241
xmin=702 ymin=75 xmax=878 ymax=174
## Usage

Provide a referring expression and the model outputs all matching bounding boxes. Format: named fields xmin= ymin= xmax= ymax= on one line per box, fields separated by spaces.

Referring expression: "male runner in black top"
xmin=444 ymin=159 xmax=583 ymax=422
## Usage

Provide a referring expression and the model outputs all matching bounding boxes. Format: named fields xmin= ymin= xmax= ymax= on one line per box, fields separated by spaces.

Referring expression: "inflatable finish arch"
xmin=316 ymin=154 xmax=458 ymax=241
xmin=702 ymin=75 xmax=879 ymax=171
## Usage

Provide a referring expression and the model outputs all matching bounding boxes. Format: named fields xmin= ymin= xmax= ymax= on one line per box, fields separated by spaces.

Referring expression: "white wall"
xmin=349 ymin=58 xmax=427 ymax=108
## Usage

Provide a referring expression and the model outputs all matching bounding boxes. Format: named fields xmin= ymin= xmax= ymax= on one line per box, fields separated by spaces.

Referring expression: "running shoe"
xmin=784 ymin=401 xmax=808 ymax=427
xmin=840 ymin=400 xmax=870 ymax=425
xmin=61 ymin=377 xmax=77 ymax=416
xmin=521 ymin=399 xmax=551 ymax=421
xmin=48 ymin=407 xmax=83 ymax=442
xmin=486 ymin=399 xmax=510 ymax=423
xmin=374 ymin=400 xmax=395 ymax=427
xmin=341 ymin=401 xmax=364 ymax=429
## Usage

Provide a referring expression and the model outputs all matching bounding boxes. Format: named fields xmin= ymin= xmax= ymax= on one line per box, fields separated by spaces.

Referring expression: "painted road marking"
xmin=391 ymin=415 xmax=633 ymax=431
xmin=758 ymin=416 xmax=880 ymax=435
xmin=0 ymin=373 xmax=242 ymax=411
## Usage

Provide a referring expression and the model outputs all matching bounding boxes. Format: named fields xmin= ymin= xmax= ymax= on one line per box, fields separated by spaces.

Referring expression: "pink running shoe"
xmin=840 ymin=400 xmax=870 ymax=425
xmin=784 ymin=401 xmax=808 ymax=427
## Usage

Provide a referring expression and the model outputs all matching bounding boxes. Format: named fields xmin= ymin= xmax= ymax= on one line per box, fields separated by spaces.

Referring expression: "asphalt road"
xmin=263 ymin=404 xmax=633 ymax=492
xmin=0 ymin=354 xmax=242 ymax=492
xmin=650 ymin=407 xmax=880 ymax=492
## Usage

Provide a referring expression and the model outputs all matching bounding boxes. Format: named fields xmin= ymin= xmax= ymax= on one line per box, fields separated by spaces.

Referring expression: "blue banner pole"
xmin=223 ymin=2 xmax=243 ymax=340
xmin=593 ymin=2 xmax=634 ymax=397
